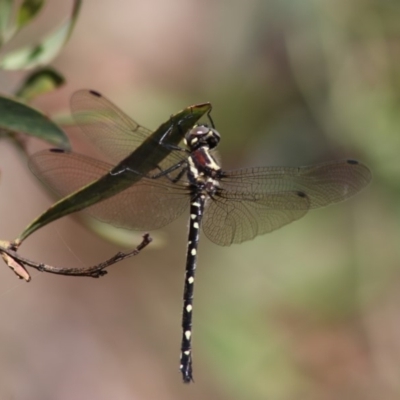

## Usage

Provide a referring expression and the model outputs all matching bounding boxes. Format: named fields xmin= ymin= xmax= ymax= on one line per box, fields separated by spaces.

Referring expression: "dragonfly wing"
xmin=29 ymin=149 xmax=190 ymax=231
xmin=218 ymin=160 xmax=371 ymax=208
xmin=202 ymin=159 xmax=371 ymax=246
xmin=29 ymin=149 xmax=111 ymax=195
xmin=203 ymin=192 xmax=310 ymax=246
xmin=89 ymin=178 xmax=190 ymax=230
xmin=71 ymin=90 xmax=153 ymax=163
xmin=70 ymin=89 xmax=189 ymax=172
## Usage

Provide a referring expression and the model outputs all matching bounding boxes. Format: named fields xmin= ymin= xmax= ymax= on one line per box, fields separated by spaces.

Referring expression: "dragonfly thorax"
xmin=185 ymin=125 xmax=221 ymax=151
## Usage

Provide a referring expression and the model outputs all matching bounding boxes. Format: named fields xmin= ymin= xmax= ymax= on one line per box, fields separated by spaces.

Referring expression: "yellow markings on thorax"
xmin=188 ymin=157 xmax=199 ymax=179
xmin=205 ymin=151 xmax=221 ymax=171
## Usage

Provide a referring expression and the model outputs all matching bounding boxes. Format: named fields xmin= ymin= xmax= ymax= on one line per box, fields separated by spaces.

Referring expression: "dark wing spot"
xmin=297 ymin=191 xmax=307 ymax=198
xmin=49 ymin=148 xmax=66 ymax=153
xmin=347 ymin=159 xmax=359 ymax=165
xmin=89 ymin=90 xmax=102 ymax=97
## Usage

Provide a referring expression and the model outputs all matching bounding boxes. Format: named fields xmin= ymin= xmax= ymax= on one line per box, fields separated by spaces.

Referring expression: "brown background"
xmin=0 ymin=0 xmax=398 ymax=399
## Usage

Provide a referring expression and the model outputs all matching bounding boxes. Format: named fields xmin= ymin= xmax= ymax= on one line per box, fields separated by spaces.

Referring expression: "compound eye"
xmin=193 ymin=126 xmax=210 ymax=136
xmin=207 ymin=129 xmax=220 ymax=149
xmin=185 ymin=125 xmax=221 ymax=150
xmin=185 ymin=125 xmax=210 ymax=148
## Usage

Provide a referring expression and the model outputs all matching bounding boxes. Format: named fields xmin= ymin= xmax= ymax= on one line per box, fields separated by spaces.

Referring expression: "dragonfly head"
xmin=185 ymin=124 xmax=221 ymax=151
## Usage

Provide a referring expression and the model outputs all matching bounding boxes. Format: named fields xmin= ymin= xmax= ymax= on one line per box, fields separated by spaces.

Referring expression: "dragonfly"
xmin=15 ymin=90 xmax=211 ymax=245
xmin=28 ymin=92 xmax=372 ymax=383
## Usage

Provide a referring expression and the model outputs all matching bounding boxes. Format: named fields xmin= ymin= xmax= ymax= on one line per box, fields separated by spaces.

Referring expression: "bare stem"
xmin=0 ymin=233 xmax=152 ymax=281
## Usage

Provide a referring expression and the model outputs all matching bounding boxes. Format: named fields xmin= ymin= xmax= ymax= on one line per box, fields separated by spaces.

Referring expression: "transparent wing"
xmin=29 ymin=150 xmax=190 ymax=230
xmin=70 ymin=90 xmax=153 ymax=163
xmin=203 ymin=192 xmax=309 ymax=246
xmin=70 ymin=90 xmax=187 ymax=170
xmin=218 ymin=160 xmax=371 ymax=208
xmin=89 ymin=177 xmax=189 ymax=230
xmin=29 ymin=150 xmax=109 ymax=194
xmin=203 ymin=159 xmax=371 ymax=246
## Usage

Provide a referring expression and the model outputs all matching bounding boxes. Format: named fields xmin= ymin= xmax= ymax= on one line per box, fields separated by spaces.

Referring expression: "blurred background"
xmin=0 ymin=0 xmax=398 ymax=399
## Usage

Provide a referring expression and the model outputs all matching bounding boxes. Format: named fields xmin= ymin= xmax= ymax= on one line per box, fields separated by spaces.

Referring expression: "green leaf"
xmin=0 ymin=0 xmax=13 ymax=46
xmin=16 ymin=0 xmax=45 ymax=30
xmin=0 ymin=0 xmax=82 ymax=70
xmin=16 ymin=67 xmax=65 ymax=102
xmin=16 ymin=101 xmax=211 ymax=244
xmin=0 ymin=95 xmax=70 ymax=148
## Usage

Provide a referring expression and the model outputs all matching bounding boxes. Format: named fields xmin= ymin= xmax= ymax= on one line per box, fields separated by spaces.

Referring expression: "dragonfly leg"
xmin=206 ymin=106 xmax=215 ymax=128
xmin=149 ymin=161 xmax=188 ymax=182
